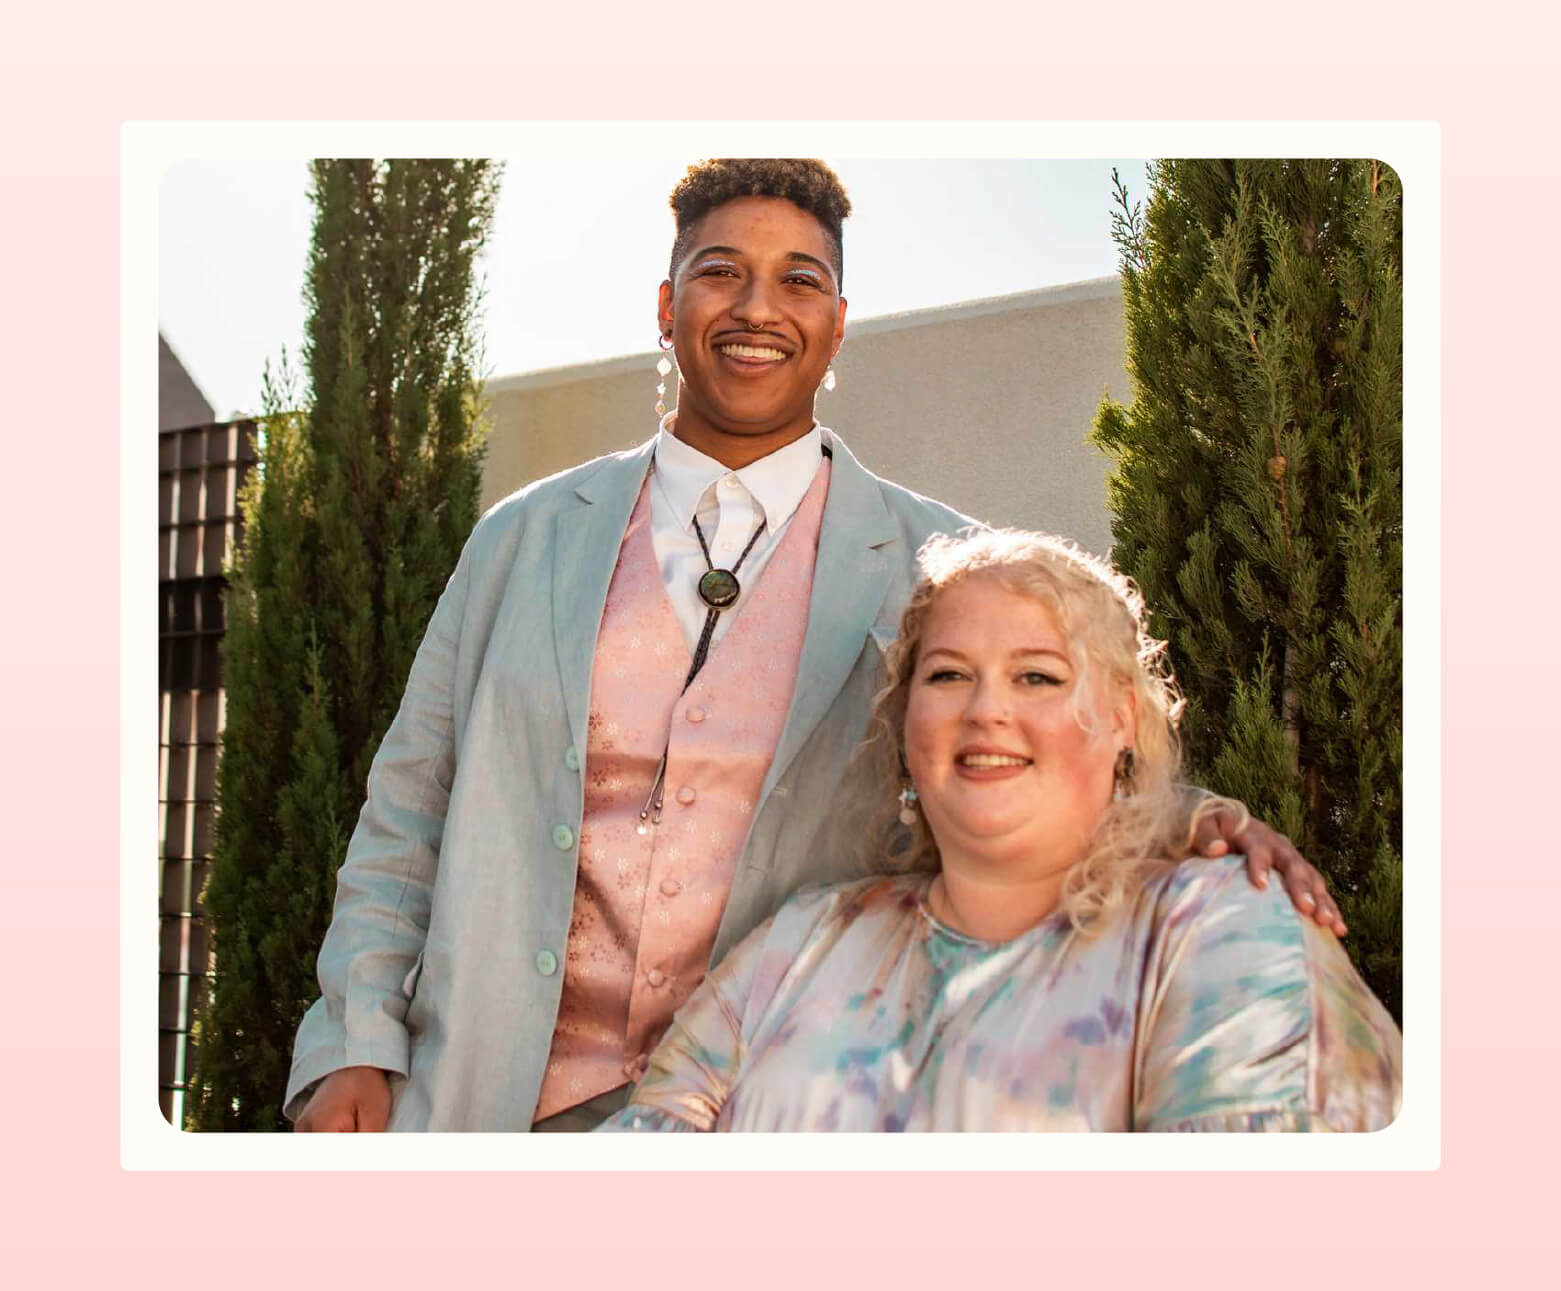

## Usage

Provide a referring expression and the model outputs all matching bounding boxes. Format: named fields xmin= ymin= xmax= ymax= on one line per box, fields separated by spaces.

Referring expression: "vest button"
xmin=564 ymin=746 xmax=580 ymax=772
xmin=686 ymin=705 xmax=706 ymax=723
xmin=552 ymin=824 xmax=575 ymax=851
xmin=535 ymin=949 xmax=559 ymax=976
xmin=675 ymin=785 xmax=696 ymax=805
xmin=646 ymin=968 xmax=666 ymax=988
xmin=659 ymin=878 xmax=681 ymax=897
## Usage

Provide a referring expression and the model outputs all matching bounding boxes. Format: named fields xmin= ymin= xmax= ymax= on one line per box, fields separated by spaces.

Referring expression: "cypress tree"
xmin=1093 ymin=160 xmax=1402 ymax=1019
xmin=187 ymin=159 xmax=501 ymax=1130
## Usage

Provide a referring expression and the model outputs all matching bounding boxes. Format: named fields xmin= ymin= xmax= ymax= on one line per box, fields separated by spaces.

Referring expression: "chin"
xmin=718 ymin=404 xmax=810 ymax=433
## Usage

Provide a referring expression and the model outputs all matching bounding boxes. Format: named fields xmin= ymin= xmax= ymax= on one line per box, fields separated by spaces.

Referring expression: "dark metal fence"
xmin=158 ymin=418 xmax=257 ymax=1126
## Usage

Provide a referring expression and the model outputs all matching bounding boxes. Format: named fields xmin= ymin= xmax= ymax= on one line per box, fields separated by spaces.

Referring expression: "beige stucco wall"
xmin=480 ymin=275 xmax=1129 ymax=559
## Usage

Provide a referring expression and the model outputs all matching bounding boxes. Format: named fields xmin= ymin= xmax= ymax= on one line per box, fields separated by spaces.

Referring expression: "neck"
xmin=929 ymin=861 xmax=1069 ymax=943
xmin=669 ymin=405 xmax=816 ymax=470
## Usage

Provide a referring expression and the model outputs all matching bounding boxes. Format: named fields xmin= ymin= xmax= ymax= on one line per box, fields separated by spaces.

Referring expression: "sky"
xmin=158 ymin=158 xmax=1148 ymax=421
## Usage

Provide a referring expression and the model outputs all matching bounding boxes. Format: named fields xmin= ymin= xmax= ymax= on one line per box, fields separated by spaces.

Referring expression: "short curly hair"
xmin=668 ymin=158 xmax=851 ymax=287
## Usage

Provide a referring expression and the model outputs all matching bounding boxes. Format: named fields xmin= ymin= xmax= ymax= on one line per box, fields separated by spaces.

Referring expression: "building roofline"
xmin=484 ymin=275 xmax=1122 ymax=395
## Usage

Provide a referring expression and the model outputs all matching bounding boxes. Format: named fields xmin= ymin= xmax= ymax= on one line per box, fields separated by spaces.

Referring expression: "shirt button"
xmin=564 ymin=746 xmax=580 ymax=772
xmin=686 ymin=705 xmax=706 ymax=724
xmin=675 ymin=785 xmax=696 ymax=805
xmin=646 ymin=968 xmax=666 ymax=988
xmin=720 ymin=475 xmax=739 ymax=491
xmin=535 ymin=949 xmax=558 ymax=976
xmin=659 ymin=878 xmax=682 ymax=897
xmin=552 ymin=824 xmax=575 ymax=851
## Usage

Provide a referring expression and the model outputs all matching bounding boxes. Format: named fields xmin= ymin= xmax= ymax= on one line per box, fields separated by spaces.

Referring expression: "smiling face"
xmin=902 ymin=576 xmax=1133 ymax=883
xmin=657 ymin=195 xmax=846 ymax=467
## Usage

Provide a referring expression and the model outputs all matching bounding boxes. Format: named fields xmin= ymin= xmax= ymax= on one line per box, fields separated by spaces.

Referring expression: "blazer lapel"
xmin=551 ymin=439 xmax=657 ymax=757
xmin=760 ymin=434 xmax=899 ymax=800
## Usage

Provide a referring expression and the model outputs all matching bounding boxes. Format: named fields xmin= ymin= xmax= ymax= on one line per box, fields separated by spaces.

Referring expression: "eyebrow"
xmin=689 ymin=245 xmax=836 ymax=279
xmin=921 ymin=646 xmax=1071 ymax=664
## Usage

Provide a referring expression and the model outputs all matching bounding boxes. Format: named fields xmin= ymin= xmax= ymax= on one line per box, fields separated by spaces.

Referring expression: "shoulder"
xmin=1136 ymin=854 xmax=1310 ymax=987
xmin=872 ymin=472 xmax=978 ymax=537
xmin=866 ymin=470 xmax=982 ymax=547
xmin=768 ymin=873 xmax=928 ymax=943
xmin=475 ymin=442 xmax=645 ymax=532
xmin=825 ymin=430 xmax=981 ymax=541
xmin=460 ymin=440 xmax=652 ymax=566
xmin=1142 ymin=854 xmax=1294 ymax=931
xmin=1131 ymin=854 xmax=1312 ymax=1024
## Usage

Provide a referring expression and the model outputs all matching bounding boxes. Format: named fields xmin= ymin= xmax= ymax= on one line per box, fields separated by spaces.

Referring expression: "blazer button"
xmin=552 ymin=824 xmax=575 ymax=851
xmin=675 ymin=785 xmax=696 ymax=805
xmin=659 ymin=878 xmax=681 ymax=897
xmin=564 ymin=746 xmax=580 ymax=772
xmin=646 ymin=968 xmax=665 ymax=988
xmin=535 ymin=949 xmax=559 ymax=976
xmin=686 ymin=705 xmax=706 ymax=724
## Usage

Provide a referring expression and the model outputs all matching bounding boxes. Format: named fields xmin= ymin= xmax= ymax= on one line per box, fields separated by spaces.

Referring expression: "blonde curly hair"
xmin=855 ymin=528 xmax=1242 ymax=936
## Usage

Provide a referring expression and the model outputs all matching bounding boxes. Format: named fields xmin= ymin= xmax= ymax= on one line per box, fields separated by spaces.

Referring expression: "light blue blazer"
xmin=285 ymin=432 xmax=974 ymax=1130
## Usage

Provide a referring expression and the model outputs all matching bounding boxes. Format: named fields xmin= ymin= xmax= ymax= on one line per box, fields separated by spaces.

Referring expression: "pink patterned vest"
xmin=533 ymin=460 xmax=831 ymax=1121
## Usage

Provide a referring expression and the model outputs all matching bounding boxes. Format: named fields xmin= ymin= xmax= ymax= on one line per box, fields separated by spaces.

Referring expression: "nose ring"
xmin=747 ymin=321 xmax=764 ymax=331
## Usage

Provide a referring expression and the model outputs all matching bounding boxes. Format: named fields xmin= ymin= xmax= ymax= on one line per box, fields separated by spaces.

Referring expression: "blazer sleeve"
xmin=596 ymin=917 xmax=773 ymax=1132
xmin=1133 ymin=862 xmax=1402 ymax=1132
xmin=283 ymin=537 xmax=474 ymax=1120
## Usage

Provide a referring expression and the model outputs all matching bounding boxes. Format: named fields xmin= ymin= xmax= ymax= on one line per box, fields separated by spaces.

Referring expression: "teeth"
xmin=717 ymin=344 xmax=786 ymax=361
xmin=958 ymin=754 xmax=1030 ymax=768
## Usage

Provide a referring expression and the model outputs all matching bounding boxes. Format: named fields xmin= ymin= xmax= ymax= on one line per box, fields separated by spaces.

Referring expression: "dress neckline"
xmin=910 ymin=873 xmax=1073 ymax=952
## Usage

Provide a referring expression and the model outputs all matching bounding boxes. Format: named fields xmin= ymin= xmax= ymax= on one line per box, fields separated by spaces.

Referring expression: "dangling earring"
xmin=898 ymin=780 xmax=919 ymax=826
xmin=1112 ymin=748 xmax=1136 ymax=801
xmin=655 ymin=334 xmax=674 ymax=418
xmin=822 ymin=365 xmax=837 ymax=393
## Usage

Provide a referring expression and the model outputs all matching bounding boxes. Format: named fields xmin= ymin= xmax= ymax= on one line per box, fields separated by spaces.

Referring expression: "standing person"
xmin=287 ymin=160 xmax=1341 ymax=1132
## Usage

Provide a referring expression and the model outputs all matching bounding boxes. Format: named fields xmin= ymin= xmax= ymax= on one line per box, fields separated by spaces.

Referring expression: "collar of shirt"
xmin=653 ymin=413 xmax=827 ymax=536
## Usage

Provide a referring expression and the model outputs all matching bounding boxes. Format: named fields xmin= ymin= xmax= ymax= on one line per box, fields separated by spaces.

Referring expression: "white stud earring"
xmin=822 ymin=365 xmax=837 ymax=393
xmin=656 ymin=334 xmax=674 ymax=417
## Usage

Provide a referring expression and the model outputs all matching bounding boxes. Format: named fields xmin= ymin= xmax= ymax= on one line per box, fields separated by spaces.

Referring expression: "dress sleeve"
xmin=282 ymin=538 xmax=474 ymax=1121
xmin=596 ymin=916 xmax=773 ymax=1132
xmin=1133 ymin=862 xmax=1402 ymax=1132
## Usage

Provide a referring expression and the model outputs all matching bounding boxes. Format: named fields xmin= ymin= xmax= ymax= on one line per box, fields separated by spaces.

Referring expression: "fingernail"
xmin=1300 ymin=893 xmax=1315 ymax=906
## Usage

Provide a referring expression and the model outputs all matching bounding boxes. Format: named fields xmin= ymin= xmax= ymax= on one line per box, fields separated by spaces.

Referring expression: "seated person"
xmin=597 ymin=528 xmax=1402 ymax=1131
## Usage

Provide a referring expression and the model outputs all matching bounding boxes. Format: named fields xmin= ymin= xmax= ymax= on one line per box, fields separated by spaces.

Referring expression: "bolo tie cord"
xmin=638 ymin=512 xmax=766 ymax=831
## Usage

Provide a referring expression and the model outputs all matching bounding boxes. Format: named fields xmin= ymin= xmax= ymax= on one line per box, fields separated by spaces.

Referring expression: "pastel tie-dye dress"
xmin=597 ymin=857 xmax=1401 ymax=1132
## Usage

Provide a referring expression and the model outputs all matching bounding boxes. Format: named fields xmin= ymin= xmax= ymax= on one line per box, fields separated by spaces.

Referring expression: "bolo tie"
xmin=635 ymin=443 xmax=833 ymax=834
xmin=637 ymin=511 xmax=765 ymax=833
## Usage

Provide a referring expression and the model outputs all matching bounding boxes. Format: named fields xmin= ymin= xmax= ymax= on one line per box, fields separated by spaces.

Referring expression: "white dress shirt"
xmin=650 ymin=414 xmax=829 ymax=652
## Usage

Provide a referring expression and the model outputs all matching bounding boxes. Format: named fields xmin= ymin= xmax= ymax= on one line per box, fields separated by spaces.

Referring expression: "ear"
xmin=657 ymin=280 xmax=674 ymax=338
xmin=832 ymin=296 xmax=847 ymax=356
xmin=1109 ymin=683 xmax=1136 ymax=748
